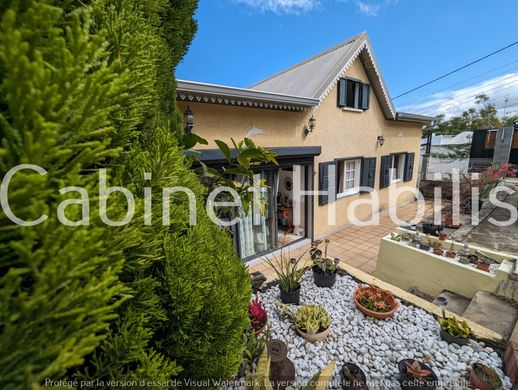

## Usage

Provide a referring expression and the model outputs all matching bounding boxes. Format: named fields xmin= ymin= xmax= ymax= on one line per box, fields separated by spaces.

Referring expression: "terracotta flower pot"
xmin=433 ymin=248 xmax=444 ymax=256
xmin=476 ymin=263 xmax=490 ymax=272
xmin=438 ymin=233 xmax=447 ymax=241
xmin=353 ymin=286 xmax=398 ymax=320
xmin=468 ymin=364 xmax=502 ymax=390
xmin=445 ymin=250 xmax=457 ymax=259
xmin=295 ymin=324 xmax=331 ymax=342
xmin=254 ymin=318 xmax=268 ymax=336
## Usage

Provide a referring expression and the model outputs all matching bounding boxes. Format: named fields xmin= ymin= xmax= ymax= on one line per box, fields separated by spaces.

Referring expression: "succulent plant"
xmin=292 ymin=304 xmax=331 ymax=335
xmin=439 ymin=317 xmax=471 ymax=338
xmin=473 ymin=363 xmax=503 ymax=389
xmin=405 ymin=360 xmax=433 ymax=379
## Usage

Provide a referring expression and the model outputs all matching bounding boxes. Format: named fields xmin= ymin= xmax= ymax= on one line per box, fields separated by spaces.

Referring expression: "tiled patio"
xmin=249 ymin=201 xmax=433 ymax=280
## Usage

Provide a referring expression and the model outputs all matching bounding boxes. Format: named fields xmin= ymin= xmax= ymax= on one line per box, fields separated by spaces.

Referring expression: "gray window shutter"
xmin=380 ymin=155 xmax=392 ymax=189
xmin=319 ymin=162 xmax=336 ymax=205
xmin=360 ymin=83 xmax=370 ymax=110
xmin=404 ymin=152 xmax=415 ymax=182
xmin=360 ymin=157 xmax=376 ymax=191
xmin=337 ymin=78 xmax=347 ymax=107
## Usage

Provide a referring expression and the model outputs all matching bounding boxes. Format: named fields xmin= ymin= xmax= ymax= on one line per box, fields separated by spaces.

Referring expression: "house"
xmin=176 ymin=32 xmax=435 ymax=261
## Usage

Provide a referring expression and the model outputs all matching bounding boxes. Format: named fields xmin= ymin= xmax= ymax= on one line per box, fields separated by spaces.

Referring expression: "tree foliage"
xmin=0 ymin=0 xmax=251 ymax=388
xmin=433 ymin=94 xmax=518 ymax=135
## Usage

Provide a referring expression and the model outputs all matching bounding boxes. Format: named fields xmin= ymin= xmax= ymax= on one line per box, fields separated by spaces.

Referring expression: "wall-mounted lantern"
xmin=183 ymin=106 xmax=195 ymax=134
xmin=377 ymin=135 xmax=385 ymax=146
xmin=304 ymin=115 xmax=317 ymax=136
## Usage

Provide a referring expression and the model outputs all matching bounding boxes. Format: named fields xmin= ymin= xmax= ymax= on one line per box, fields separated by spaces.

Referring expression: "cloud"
xmin=233 ymin=0 xmax=320 ymax=14
xmin=397 ymin=73 xmax=518 ymax=119
xmin=233 ymin=0 xmax=397 ymax=15
xmin=354 ymin=0 xmax=398 ymax=16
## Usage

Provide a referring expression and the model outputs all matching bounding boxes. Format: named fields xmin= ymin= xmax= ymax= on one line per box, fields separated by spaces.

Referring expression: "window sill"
xmin=341 ymin=107 xmax=364 ymax=113
xmin=337 ymin=189 xmax=360 ymax=198
xmin=390 ymin=179 xmax=403 ymax=184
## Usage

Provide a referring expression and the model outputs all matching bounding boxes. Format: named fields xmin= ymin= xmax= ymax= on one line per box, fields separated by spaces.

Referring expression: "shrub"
xmin=0 ymin=0 xmax=251 ymax=387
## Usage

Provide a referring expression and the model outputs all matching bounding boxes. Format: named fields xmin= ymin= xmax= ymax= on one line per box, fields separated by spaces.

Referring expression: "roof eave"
xmin=176 ymin=79 xmax=319 ymax=108
xmin=395 ymin=112 xmax=438 ymax=125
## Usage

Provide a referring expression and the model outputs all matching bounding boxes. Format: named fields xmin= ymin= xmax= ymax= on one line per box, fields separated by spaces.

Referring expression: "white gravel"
xmin=228 ymin=272 xmax=512 ymax=390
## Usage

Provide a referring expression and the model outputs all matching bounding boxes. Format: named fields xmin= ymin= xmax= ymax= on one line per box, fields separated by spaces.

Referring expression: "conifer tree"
xmin=0 ymin=0 xmax=251 ymax=388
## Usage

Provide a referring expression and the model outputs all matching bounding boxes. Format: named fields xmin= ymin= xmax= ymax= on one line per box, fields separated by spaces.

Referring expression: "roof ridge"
xmin=249 ymin=32 xmax=367 ymax=88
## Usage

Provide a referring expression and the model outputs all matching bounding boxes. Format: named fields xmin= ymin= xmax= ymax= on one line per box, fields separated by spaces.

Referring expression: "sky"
xmin=176 ymin=0 xmax=518 ymax=119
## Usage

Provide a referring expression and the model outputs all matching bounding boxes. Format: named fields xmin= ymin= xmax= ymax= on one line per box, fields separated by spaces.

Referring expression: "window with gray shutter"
xmin=319 ymin=162 xmax=336 ymax=205
xmin=337 ymin=78 xmax=370 ymax=111
xmin=337 ymin=79 xmax=347 ymax=107
xmin=360 ymin=157 xmax=376 ymax=191
xmin=380 ymin=155 xmax=392 ymax=189
xmin=404 ymin=152 xmax=415 ymax=182
xmin=360 ymin=84 xmax=370 ymax=110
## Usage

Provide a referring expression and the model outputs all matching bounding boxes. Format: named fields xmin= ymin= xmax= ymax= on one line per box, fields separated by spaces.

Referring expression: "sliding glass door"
xmin=237 ymin=170 xmax=277 ymax=259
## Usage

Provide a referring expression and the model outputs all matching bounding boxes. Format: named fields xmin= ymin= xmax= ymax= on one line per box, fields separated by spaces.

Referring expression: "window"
xmin=484 ymin=131 xmax=496 ymax=149
xmin=338 ymin=78 xmax=370 ymax=110
xmin=390 ymin=153 xmax=406 ymax=183
xmin=337 ymin=159 xmax=361 ymax=197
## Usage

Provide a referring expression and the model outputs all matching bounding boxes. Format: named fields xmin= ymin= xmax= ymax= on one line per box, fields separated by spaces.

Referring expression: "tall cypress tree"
xmin=0 ymin=0 xmax=251 ymax=388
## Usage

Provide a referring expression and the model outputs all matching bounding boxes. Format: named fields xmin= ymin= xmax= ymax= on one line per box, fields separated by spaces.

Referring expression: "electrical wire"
xmin=395 ymin=60 xmax=518 ymax=106
xmin=393 ymin=40 xmax=518 ymax=100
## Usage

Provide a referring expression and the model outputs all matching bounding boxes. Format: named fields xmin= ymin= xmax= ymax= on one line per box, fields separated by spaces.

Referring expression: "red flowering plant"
xmin=248 ymin=296 xmax=268 ymax=332
xmin=478 ymin=163 xmax=516 ymax=198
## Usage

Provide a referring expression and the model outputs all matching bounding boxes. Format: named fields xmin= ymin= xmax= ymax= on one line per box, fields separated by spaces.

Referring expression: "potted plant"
xmin=342 ymin=363 xmax=368 ymax=389
xmin=265 ymin=243 xmax=308 ymax=305
xmin=310 ymin=239 xmax=339 ymax=288
xmin=283 ymin=304 xmax=332 ymax=342
xmin=239 ymin=325 xmax=269 ymax=377
xmin=398 ymin=359 xmax=438 ymax=390
xmin=353 ymin=285 xmax=398 ymax=320
xmin=438 ymin=317 xmax=470 ymax=345
xmin=249 ymin=296 xmax=268 ymax=335
xmin=468 ymin=363 xmax=502 ymax=390
xmin=445 ymin=239 xmax=457 ymax=259
xmin=433 ymin=247 xmax=444 ymax=256
xmin=438 ymin=232 xmax=447 ymax=241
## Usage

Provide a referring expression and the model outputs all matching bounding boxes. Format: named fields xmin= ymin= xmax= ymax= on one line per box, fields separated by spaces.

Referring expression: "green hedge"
xmin=0 ymin=0 xmax=250 ymax=388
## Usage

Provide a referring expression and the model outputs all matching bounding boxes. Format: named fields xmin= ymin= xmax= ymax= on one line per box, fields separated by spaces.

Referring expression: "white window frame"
xmin=337 ymin=159 xmax=361 ymax=198
xmin=390 ymin=153 xmax=406 ymax=183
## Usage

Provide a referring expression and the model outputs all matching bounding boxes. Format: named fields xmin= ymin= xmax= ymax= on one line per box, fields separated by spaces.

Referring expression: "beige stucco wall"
xmin=178 ymin=57 xmax=423 ymax=237
xmin=375 ymin=231 xmax=515 ymax=299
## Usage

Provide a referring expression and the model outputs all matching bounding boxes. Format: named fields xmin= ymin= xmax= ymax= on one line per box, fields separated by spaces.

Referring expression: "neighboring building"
xmin=469 ymin=127 xmax=518 ymax=171
xmin=177 ymin=32 xmax=435 ymax=261
xmin=420 ymin=131 xmax=473 ymax=177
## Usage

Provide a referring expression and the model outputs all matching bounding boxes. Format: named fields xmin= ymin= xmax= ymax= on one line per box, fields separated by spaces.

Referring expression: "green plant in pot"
xmin=469 ymin=363 xmax=502 ymax=390
xmin=265 ymin=241 xmax=308 ymax=305
xmin=438 ymin=317 xmax=470 ymax=345
xmin=282 ymin=304 xmax=332 ymax=342
xmin=310 ymin=239 xmax=340 ymax=288
xmin=240 ymin=325 xmax=271 ymax=377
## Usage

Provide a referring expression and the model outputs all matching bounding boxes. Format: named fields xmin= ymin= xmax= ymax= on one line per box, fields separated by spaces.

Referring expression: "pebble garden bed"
xmin=230 ymin=271 xmax=512 ymax=389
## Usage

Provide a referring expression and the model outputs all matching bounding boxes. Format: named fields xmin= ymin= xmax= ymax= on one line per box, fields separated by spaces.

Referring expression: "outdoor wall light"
xmin=304 ymin=115 xmax=317 ymax=136
xmin=377 ymin=135 xmax=385 ymax=146
xmin=183 ymin=106 xmax=195 ymax=134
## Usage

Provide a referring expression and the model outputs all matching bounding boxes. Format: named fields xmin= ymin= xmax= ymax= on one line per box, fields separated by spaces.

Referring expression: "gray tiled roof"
xmin=250 ymin=33 xmax=365 ymax=99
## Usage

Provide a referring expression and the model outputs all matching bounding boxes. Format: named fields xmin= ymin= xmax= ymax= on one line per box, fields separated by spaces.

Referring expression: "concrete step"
xmin=432 ymin=290 xmax=471 ymax=316
xmin=462 ymin=291 xmax=518 ymax=340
